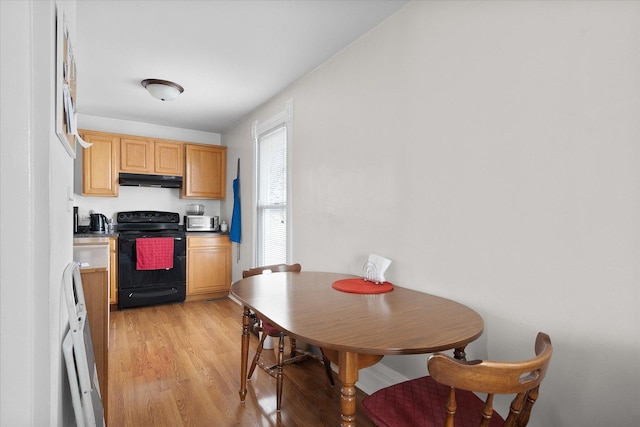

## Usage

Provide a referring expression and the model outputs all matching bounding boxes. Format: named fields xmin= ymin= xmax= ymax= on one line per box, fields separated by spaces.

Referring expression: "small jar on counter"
xmin=220 ymin=221 xmax=228 ymax=232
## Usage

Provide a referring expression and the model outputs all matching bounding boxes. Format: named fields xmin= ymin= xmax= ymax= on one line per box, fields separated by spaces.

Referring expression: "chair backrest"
xmin=427 ymin=332 xmax=553 ymax=427
xmin=242 ymin=263 xmax=302 ymax=278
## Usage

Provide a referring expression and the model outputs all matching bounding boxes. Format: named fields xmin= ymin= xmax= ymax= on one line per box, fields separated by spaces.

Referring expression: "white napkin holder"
xmin=362 ymin=253 xmax=392 ymax=284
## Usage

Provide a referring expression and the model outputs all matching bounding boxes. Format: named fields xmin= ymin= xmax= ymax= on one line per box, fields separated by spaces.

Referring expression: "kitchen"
xmin=2 ymin=1 xmax=639 ymax=427
xmin=72 ymin=122 xmax=232 ymax=311
xmin=71 ymin=122 xmax=233 ymax=421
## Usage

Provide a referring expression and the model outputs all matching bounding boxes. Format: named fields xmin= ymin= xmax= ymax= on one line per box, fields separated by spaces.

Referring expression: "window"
xmin=253 ymin=101 xmax=292 ymax=266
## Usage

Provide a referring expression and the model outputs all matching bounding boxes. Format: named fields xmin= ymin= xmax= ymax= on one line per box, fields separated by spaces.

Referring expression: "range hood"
xmin=119 ymin=173 xmax=183 ymax=188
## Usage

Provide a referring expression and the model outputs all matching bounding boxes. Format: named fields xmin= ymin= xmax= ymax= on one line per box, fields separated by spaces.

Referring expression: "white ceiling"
xmin=75 ymin=0 xmax=408 ymax=134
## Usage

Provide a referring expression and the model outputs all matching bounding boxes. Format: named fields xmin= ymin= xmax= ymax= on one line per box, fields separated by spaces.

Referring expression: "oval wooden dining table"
xmin=231 ymin=271 xmax=484 ymax=427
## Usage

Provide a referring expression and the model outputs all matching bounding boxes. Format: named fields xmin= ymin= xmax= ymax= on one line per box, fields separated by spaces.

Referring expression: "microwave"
xmin=185 ymin=215 xmax=219 ymax=232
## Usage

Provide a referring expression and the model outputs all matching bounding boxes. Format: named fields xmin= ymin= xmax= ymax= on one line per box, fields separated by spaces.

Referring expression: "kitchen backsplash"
xmin=74 ymin=185 xmax=222 ymax=227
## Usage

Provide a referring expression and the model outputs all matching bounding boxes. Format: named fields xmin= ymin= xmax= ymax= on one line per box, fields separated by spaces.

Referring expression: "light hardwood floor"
xmin=108 ymin=298 xmax=375 ymax=426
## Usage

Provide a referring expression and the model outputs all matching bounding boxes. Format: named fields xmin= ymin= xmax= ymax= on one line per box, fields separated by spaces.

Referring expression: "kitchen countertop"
xmin=185 ymin=231 xmax=229 ymax=236
xmin=74 ymin=232 xmax=118 ymax=239
xmin=74 ymin=231 xmax=229 ymax=240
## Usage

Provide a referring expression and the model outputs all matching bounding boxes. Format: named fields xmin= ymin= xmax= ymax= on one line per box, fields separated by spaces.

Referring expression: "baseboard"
xmin=228 ymin=294 xmax=242 ymax=305
xmin=354 ymin=362 xmax=410 ymax=395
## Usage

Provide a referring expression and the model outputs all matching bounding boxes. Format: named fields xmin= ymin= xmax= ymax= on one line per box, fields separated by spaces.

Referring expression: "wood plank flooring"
xmin=108 ymin=298 xmax=375 ymax=426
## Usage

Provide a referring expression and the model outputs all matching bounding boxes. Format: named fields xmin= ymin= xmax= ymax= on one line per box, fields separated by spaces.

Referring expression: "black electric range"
xmin=116 ymin=211 xmax=186 ymax=309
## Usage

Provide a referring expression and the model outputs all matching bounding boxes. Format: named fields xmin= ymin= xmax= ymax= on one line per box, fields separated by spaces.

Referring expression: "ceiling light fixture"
xmin=141 ymin=79 xmax=184 ymax=101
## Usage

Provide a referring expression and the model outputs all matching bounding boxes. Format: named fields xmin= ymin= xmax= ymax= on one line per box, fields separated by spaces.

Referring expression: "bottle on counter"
xmin=220 ymin=221 xmax=228 ymax=232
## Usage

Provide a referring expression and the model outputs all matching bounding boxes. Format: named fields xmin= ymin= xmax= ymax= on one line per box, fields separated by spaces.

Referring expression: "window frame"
xmin=252 ymin=99 xmax=293 ymax=266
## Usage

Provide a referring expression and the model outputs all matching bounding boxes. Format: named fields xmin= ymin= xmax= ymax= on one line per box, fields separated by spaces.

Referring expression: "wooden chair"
xmin=362 ymin=332 xmax=553 ymax=427
xmin=242 ymin=263 xmax=335 ymax=411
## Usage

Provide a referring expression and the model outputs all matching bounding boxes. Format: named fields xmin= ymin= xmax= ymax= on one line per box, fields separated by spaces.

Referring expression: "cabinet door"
xmin=187 ymin=236 xmax=231 ymax=295
xmin=120 ymin=137 xmax=154 ymax=173
xmin=154 ymin=140 xmax=183 ymax=176
xmin=79 ymin=268 xmax=109 ymax=417
xmin=81 ymin=131 xmax=119 ymax=196
xmin=183 ymin=144 xmax=227 ymax=199
xmin=109 ymin=237 xmax=118 ymax=305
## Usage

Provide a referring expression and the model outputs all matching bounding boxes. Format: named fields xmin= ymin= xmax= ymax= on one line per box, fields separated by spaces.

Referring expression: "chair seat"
xmin=362 ymin=376 xmax=504 ymax=427
xmin=261 ymin=320 xmax=283 ymax=336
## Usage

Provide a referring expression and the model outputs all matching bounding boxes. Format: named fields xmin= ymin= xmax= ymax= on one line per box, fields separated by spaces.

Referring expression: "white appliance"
xmin=184 ymin=215 xmax=219 ymax=232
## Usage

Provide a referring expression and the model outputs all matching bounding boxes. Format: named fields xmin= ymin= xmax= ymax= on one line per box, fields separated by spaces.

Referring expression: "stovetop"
xmin=117 ymin=210 xmax=180 ymax=224
xmin=116 ymin=210 xmax=181 ymax=232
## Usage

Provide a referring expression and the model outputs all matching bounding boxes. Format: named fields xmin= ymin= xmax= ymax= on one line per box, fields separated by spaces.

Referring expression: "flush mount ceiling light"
xmin=141 ymin=79 xmax=184 ymax=101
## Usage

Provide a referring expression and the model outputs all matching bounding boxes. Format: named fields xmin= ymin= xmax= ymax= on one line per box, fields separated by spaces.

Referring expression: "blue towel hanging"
xmin=230 ymin=158 xmax=241 ymax=244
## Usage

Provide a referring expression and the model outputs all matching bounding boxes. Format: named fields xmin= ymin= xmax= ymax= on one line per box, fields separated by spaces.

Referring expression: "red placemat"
xmin=332 ymin=278 xmax=394 ymax=294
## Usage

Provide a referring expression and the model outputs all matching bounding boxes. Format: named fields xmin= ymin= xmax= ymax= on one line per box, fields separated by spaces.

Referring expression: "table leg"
xmin=239 ymin=306 xmax=250 ymax=402
xmin=338 ymin=351 xmax=359 ymax=427
xmin=454 ymin=346 xmax=467 ymax=361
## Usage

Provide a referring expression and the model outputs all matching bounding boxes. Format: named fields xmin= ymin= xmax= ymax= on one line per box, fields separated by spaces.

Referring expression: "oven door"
xmin=117 ymin=233 xmax=186 ymax=309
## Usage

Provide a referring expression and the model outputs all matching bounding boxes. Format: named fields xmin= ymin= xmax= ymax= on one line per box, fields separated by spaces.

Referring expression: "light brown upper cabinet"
xmin=120 ymin=137 xmax=183 ymax=176
xmin=155 ymin=140 xmax=184 ymax=176
xmin=79 ymin=130 xmax=119 ymax=197
xmin=79 ymin=129 xmax=225 ymax=199
xmin=183 ymin=144 xmax=227 ymax=199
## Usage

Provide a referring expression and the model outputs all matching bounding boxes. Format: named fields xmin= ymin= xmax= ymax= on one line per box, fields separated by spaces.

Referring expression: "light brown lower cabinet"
xmin=79 ymin=267 xmax=109 ymax=424
xmin=109 ymin=237 xmax=118 ymax=306
xmin=186 ymin=235 xmax=231 ymax=300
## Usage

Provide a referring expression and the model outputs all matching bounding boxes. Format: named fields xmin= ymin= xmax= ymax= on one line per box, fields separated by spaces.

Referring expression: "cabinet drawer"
xmin=187 ymin=235 xmax=230 ymax=248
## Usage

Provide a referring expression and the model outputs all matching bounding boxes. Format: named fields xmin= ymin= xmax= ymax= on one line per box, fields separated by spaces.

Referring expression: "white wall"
xmin=1 ymin=1 xmax=76 ymax=425
xmin=74 ymin=114 xmax=224 ymax=225
xmin=222 ymin=2 xmax=640 ymax=426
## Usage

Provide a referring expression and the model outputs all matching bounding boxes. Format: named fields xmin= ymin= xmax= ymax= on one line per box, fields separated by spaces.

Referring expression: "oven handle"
xmin=128 ymin=288 xmax=178 ymax=299
xmin=119 ymin=236 xmax=183 ymax=242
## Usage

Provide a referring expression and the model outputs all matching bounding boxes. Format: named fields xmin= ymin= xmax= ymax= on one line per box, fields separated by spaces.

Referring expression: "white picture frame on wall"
xmin=55 ymin=6 xmax=77 ymax=159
